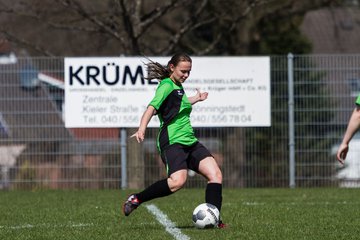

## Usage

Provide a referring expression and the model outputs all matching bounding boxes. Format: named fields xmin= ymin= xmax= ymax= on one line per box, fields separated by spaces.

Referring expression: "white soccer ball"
xmin=192 ymin=203 xmax=220 ymax=229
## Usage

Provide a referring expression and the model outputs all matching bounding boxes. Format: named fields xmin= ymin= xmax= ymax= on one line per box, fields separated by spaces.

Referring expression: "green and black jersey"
xmin=356 ymin=95 xmax=360 ymax=106
xmin=149 ymin=78 xmax=197 ymax=152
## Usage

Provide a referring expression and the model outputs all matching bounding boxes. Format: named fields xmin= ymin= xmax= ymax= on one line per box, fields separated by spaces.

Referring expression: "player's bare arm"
xmin=131 ymin=106 xmax=157 ymax=143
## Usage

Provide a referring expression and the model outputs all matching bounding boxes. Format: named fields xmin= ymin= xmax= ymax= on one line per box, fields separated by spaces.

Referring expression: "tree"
xmin=0 ymin=0 xmax=341 ymax=56
xmin=244 ymin=5 xmax=340 ymax=186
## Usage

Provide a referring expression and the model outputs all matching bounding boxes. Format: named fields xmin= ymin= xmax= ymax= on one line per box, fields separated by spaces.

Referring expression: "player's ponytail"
xmin=144 ymin=59 xmax=170 ymax=81
xmin=144 ymin=53 xmax=192 ymax=81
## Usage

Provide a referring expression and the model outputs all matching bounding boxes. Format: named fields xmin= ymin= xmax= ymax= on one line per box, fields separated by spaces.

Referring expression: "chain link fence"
xmin=0 ymin=54 xmax=359 ymax=189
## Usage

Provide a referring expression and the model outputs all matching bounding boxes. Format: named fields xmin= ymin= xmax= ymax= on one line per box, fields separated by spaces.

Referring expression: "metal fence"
xmin=0 ymin=54 xmax=359 ymax=190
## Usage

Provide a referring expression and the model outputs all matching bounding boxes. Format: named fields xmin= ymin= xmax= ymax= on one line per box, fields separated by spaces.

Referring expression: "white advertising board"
xmin=64 ymin=57 xmax=270 ymax=128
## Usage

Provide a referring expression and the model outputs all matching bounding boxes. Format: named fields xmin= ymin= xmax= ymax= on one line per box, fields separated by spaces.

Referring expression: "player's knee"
xmin=208 ymin=168 xmax=222 ymax=183
xmin=168 ymin=175 xmax=187 ymax=192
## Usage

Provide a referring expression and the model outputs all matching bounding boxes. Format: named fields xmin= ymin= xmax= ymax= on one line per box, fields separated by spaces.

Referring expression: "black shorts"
xmin=160 ymin=141 xmax=212 ymax=177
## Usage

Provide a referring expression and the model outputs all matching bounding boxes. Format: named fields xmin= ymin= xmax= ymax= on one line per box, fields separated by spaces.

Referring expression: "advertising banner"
xmin=64 ymin=57 xmax=270 ymax=128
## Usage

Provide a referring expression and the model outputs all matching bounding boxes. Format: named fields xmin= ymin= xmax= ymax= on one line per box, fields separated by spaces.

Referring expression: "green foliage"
xmin=240 ymin=6 xmax=337 ymax=187
xmin=13 ymin=160 xmax=37 ymax=190
xmin=251 ymin=14 xmax=312 ymax=55
xmin=245 ymin=55 xmax=336 ymax=187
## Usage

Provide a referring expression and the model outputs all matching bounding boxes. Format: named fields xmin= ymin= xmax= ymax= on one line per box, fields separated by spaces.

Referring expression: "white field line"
xmin=0 ymin=222 xmax=94 ymax=230
xmin=146 ymin=204 xmax=190 ymax=240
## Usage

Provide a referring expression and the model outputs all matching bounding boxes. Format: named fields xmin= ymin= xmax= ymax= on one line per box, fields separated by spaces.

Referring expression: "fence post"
xmin=120 ymin=128 xmax=127 ymax=189
xmin=288 ymin=53 xmax=296 ymax=188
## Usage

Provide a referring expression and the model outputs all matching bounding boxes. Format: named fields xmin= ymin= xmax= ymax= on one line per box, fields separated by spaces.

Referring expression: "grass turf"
xmin=1 ymin=188 xmax=360 ymax=240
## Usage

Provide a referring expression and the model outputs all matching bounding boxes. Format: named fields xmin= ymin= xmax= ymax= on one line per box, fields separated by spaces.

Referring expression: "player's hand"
xmin=130 ymin=130 xmax=145 ymax=143
xmin=336 ymin=143 xmax=348 ymax=165
xmin=196 ymin=89 xmax=208 ymax=102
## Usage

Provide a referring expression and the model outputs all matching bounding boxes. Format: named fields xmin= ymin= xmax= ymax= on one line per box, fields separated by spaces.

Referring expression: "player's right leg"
xmin=123 ymin=144 xmax=188 ymax=216
xmin=122 ymin=170 xmax=188 ymax=216
xmin=122 ymin=178 xmax=171 ymax=216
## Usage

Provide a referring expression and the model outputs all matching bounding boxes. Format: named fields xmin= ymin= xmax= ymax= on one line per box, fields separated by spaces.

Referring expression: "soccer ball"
xmin=192 ymin=203 xmax=219 ymax=229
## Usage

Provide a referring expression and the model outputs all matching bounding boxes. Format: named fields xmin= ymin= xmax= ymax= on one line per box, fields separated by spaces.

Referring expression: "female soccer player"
xmin=337 ymin=94 xmax=360 ymax=164
xmin=122 ymin=53 xmax=226 ymax=228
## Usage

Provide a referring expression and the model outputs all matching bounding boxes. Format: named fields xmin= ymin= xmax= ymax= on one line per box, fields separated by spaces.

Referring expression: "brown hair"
xmin=145 ymin=53 xmax=192 ymax=81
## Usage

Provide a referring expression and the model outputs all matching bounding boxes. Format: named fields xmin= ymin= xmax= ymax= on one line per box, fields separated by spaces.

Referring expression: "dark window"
xmin=0 ymin=113 xmax=10 ymax=138
xmin=348 ymin=78 xmax=360 ymax=96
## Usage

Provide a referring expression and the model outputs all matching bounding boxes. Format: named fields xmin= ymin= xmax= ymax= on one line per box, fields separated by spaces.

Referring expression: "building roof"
xmin=0 ymin=60 xmax=72 ymax=143
xmin=301 ymin=7 xmax=360 ymax=54
xmin=300 ymin=7 xmax=360 ymax=124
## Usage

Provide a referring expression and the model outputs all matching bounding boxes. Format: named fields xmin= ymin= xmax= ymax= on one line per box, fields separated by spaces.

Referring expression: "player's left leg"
xmin=198 ymin=156 xmax=223 ymax=210
xmin=198 ymin=156 xmax=227 ymax=228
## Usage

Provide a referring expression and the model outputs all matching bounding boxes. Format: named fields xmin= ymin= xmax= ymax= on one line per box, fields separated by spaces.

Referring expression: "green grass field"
xmin=1 ymin=188 xmax=360 ymax=240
